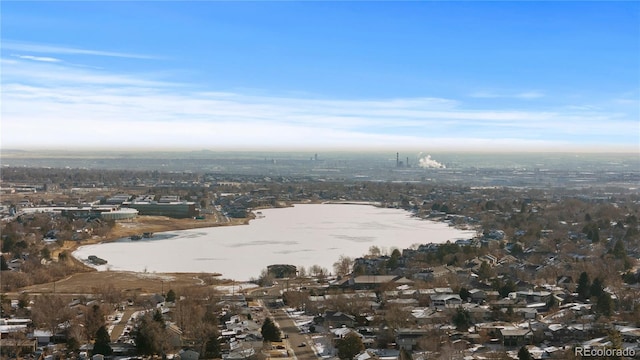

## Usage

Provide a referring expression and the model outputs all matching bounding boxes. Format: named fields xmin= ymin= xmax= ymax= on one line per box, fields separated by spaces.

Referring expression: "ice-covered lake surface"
xmin=73 ymin=203 xmax=476 ymax=281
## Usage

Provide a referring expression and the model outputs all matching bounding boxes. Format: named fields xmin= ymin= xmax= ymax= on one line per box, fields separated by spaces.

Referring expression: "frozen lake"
xmin=73 ymin=203 xmax=476 ymax=280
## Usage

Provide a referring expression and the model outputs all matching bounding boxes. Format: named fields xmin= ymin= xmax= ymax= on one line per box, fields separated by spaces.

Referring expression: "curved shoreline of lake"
xmin=72 ymin=203 xmax=477 ymax=281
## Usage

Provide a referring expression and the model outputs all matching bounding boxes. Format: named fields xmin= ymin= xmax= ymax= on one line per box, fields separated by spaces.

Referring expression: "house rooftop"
xmin=501 ymin=328 xmax=532 ymax=336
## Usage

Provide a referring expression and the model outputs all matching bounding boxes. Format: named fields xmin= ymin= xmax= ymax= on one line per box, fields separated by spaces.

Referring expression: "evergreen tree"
xmin=596 ymin=292 xmax=614 ymax=316
xmin=612 ymin=240 xmax=627 ymax=259
xmin=583 ymin=223 xmax=600 ymax=243
xmin=92 ymin=325 xmax=113 ymax=356
xmin=134 ymin=313 xmax=166 ymax=355
xmin=478 ymin=261 xmax=492 ymax=281
xmin=83 ymin=303 xmax=105 ymax=342
xmin=590 ymin=277 xmax=604 ymax=298
xmin=546 ymin=294 xmax=558 ymax=310
xmin=261 ymin=317 xmax=281 ymax=342
xmin=576 ymin=272 xmax=591 ymax=301
xmin=518 ymin=346 xmax=533 ymax=360
xmin=0 ymin=255 xmax=8 ymax=271
xmin=498 ymin=279 xmax=517 ymax=298
xmin=153 ymin=309 xmax=165 ymax=326
xmin=67 ymin=336 xmax=80 ymax=353
xmin=165 ymin=289 xmax=176 ymax=302
xmin=459 ymin=287 xmax=471 ymax=302
xmin=452 ymin=307 xmax=472 ymax=331
xmin=336 ymin=332 xmax=364 ymax=360
xmin=386 ymin=249 xmax=402 ymax=270
xmin=204 ymin=331 xmax=222 ymax=359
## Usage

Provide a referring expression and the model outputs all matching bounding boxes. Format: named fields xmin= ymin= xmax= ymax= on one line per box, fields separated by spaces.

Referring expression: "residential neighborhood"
xmin=1 ymin=163 xmax=639 ymax=359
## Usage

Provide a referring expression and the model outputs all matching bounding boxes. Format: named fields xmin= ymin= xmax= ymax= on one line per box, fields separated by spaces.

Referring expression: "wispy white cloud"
xmin=1 ymin=57 xmax=637 ymax=151
xmin=514 ymin=91 xmax=545 ymax=99
xmin=2 ymin=40 xmax=158 ymax=60
xmin=470 ymin=90 xmax=545 ymax=99
xmin=2 ymin=58 xmax=172 ymax=88
xmin=13 ymin=54 xmax=61 ymax=62
xmin=614 ymin=98 xmax=639 ymax=106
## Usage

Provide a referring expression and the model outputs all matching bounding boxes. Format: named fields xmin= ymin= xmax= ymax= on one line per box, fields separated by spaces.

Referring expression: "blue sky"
xmin=1 ymin=1 xmax=638 ymax=152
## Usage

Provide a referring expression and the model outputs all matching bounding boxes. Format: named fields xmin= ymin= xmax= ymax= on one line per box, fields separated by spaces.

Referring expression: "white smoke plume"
xmin=418 ymin=154 xmax=446 ymax=169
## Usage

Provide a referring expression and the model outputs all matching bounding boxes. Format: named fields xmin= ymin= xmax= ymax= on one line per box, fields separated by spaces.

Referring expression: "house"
xmin=556 ymin=275 xmax=574 ymax=289
xmin=324 ymin=311 xmax=356 ymax=328
xmin=267 ymin=264 xmax=297 ymax=278
xmin=468 ymin=289 xmax=486 ymax=303
xmin=434 ymin=287 xmax=454 ymax=294
xmin=226 ymin=344 xmax=256 ymax=359
xmin=340 ymin=275 xmax=414 ymax=290
xmin=482 ymin=254 xmax=498 ymax=266
xmin=178 ymin=349 xmax=200 ymax=360
xmin=356 ymin=349 xmax=400 ymax=360
xmin=331 ymin=327 xmax=359 ymax=339
xmin=31 ymin=329 xmax=52 ymax=345
xmin=515 ymin=290 xmax=551 ymax=304
xmin=395 ymin=328 xmax=431 ymax=351
xmin=0 ymin=338 xmax=37 ymax=357
xmin=166 ymin=323 xmax=183 ymax=348
xmin=514 ymin=307 xmax=539 ymax=320
xmin=500 ymin=328 xmax=533 ymax=347
xmin=412 ymin=268 xmax=435 ymax=281
xmin=387 ymin=298 xmax=419 ymax=307
xmin=411 ymin=308 xmax=447 ymax=325
xmin=464 ymin=305 xmax=491 ymax=322
xmin=485 ymin=230 xmax=505 ymax=241
xmin=150 ymin=294 xmax=166 ymax=307
xmin=430 ymin=294 xmax=462 ymax=309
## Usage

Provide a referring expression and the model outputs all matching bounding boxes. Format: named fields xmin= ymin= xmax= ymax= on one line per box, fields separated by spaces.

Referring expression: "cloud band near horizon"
xmin=1 ymin=51 xmax=638 ymax=152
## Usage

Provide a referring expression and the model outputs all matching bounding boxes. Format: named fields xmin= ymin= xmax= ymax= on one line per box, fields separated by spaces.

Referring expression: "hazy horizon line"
xmin=1 ymin=146 xmax=638 ymax=156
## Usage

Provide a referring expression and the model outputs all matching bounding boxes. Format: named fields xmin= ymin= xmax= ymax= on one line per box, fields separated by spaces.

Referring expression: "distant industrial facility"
xmin=396 ymin=152 xmax=411 ymax=168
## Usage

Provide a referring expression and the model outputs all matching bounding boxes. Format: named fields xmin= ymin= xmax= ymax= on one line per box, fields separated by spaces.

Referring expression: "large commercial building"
xmin=23 ymin=205 xmax=139 ymax=220
xmin=122 ymin=201 xmax=198 ymax=219
xmin=99 ymin=208 xmax=139 ymax=220
xmin=105 ymin=194 xmax=132 ymax=205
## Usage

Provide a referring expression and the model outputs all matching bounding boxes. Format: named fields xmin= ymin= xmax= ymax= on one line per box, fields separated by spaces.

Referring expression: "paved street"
xmin=272 ymin=308 xmax=319 ymax=360
xmin=110 ymin=308 xmax=137 ymax=342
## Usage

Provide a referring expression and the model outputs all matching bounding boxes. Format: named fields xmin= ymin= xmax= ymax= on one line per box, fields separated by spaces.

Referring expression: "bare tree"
xmin=31 ymin=294 xmax=72 ymax=336
xmin=310 ymin=265 xmax=329 ymax=281
xmin=95 ymin=283 xmax=122 ymax=309
xmin=172 ymin=287 xmax=220 ymax=356
xmin=82 ymin=303 xmax=107 ymax=341
xmin=257 ymin=268 xmax=275 ymax=286
xmin=5 ymin=331 xmax=30 ymax=359
xmin=297 ymin=265 xmax=307 ymax=278
xmin=333 ymin=255 xmax=354 ymax=277
xmin=383 ymin=304 xmax=412 ymax=330
xmin=368 ymin=246 xmax=382 ymax=257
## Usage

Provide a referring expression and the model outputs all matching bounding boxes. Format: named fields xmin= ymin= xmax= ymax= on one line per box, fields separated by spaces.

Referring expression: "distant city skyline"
xmin=1 ymin=2 xmax=638 ymax=152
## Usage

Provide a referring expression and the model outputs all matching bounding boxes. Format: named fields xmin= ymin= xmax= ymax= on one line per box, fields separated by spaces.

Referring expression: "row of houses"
xmin=280 ymin=265 xmax=640 ymax=359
